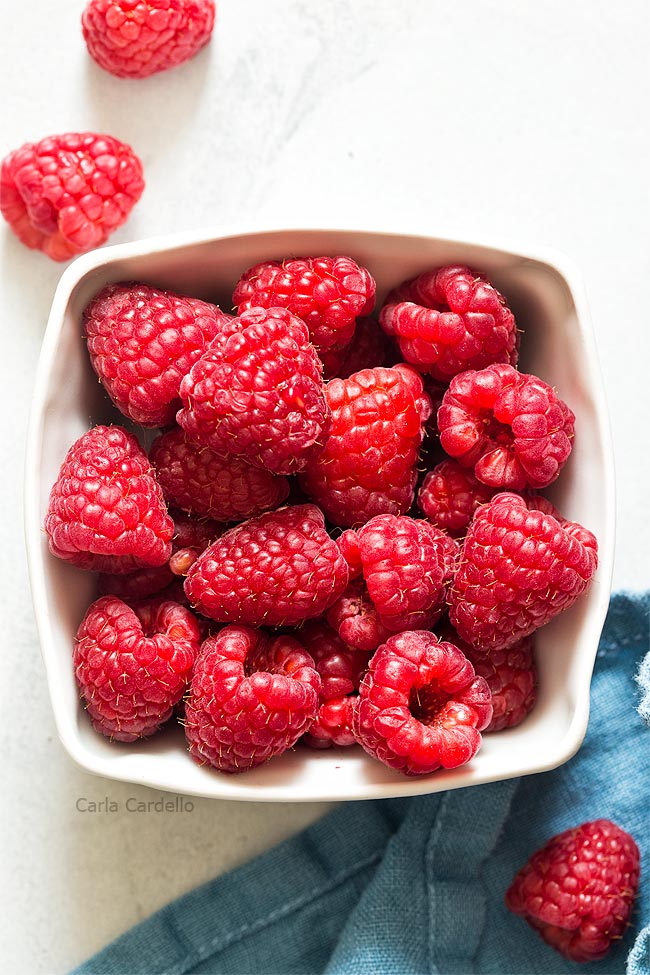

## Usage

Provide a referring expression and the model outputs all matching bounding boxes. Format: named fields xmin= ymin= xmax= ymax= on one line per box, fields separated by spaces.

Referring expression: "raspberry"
xmin=505 ymin=820 xmax=640 ymax=963
xmin=326 ymin=578 xmax=392 ymax=652
xmin=379 ymin=265 xmax=518 ymax=381
xmin=185 ymin=625 xmax=320 ymax=772
xmin=353 ymin=632 xmax=492 ymax=775
xmin=438 ymin=363 xmax=575 ymax=490
xmin=74 ymin=595 xmax=200 ymax=741
xmin=417 ymin=460 xmax=496 ymax=537
xmin=98 ymin=508 xmax=222 ymax=599
xmin=296 ymin=620 xmax=369 ymax=700
xmin=0 ymin=133 xmax=144 ymax=261
xmin=299 ymin=364 xmax=431 ymax=527
xmin=184 ymin=504 xmax=349 ymax=627
xmin=332 ymin=514 xmax=459 ymax=638
xmin=82 ymin=0 xmax=216 ymax=79
xmin=150 ymin=427 xmax=290 ymax=522
xmin=84 ymin=283 xmax=230 ymax=427
xmin=178 ymin=307 xmax=330 ymax=475
xmin=320 ymin=316 xmax=389 ymax=380
xmin=45 ymin=425 xmax=174 ymax=573
xmin=233 ymin=256 xmax=376 ymax=354
xmin=437 ymin=623 xmax=537 ymax=731
xmin=449 ymin=492 xmax=598 ymax=652
xmin=303 ymin=696 xmax=357 ymax=749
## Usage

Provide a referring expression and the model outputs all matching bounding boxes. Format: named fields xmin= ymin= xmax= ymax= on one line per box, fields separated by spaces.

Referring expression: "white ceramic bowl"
xmin=25 ymin=225 xmax=614 ymax=802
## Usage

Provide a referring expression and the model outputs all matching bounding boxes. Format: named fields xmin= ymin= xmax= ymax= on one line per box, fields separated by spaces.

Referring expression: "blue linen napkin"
xmin=73 ymin=592 xmax=650 ymax=975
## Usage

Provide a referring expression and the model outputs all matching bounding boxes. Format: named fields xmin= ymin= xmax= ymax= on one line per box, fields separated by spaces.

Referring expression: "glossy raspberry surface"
xmin=296 ymin=619 xmax=369 ymax=700
xmin=326 ymin=578 xmax=392 ymax=652
xmin=178 ymin=307 xmax=330 ymax=474
xmin=449 ymin=492 xmax=598 ymax=651
xmin=417 ymin=459 xmax=496 ymax=536
xmin=302 ymin=695 xmax=357 ymax=749
xmin=233 ymin=256 xmax=376 ymax=353
xmin=379 ymin=265 xmax=518 ymax=381
xmin=82 ymin=0 xmax=216 ymax=79
xmin=353 ymin=631 xmax=492 ymax=776
xmin=184 ymin=504 xmax=349 ymax=627
xmin=299 ymin=364 xmax=431 ymax=527
xmin=0 ymin=132 xmax=144 ymax=260
xmin=185 ymin=625 xmax=320 ymax=772
xmin=74 ymin=595 xmax=200 ymax=741
xmin=506 ymin=820 xmax=640 ymax=962
xmin=45 ymin=425 xmax=174 ymax=573
xmin=84 ymin=283 xmax=229 ymax=427
xmin=438 ymin=363 xmax=575 ymax=490
xmin=320 ymin=316 xmax=390 ymax=379
xmin=150 ymin=427 xmax=289 ymax=521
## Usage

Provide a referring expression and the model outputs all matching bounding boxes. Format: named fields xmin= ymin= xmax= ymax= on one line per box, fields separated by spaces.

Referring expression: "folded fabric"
xmin=73 ymin=592 xmax=650 ymax=975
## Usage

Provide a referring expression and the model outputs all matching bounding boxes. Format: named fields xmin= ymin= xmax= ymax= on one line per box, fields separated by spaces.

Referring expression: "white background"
xmin=2 ymin=1 xmax=649 ymax=972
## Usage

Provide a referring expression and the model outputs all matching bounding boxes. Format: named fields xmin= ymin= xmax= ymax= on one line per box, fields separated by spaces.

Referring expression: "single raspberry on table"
xmin=437 ymin=622 xmax=537 ymax=731
xmin=506 ymin=820 xmax=640 ymax=963
xmin=329 ymin=515 xmax=459 ymax=650
xmin=303 ymin=696 xmax=357 ymax=749
xmin=0 ymin=133 xmax=144 ymax=261
xmin=184 ymin=504 xmax=349 ymax=627
xmin=438 ymin=362 xmax=575 ymax=490
xmin=449 ymin=492 xmax=598 ymax=652
xmin=149 ymin=427 xmax=289 ymax=522
xmin=379 ymin=265 xmax=518 ymax=381
xmin=45 ymin=425 xmax=174 ymax=574
xmin=353 ymin=631 xmax=492 ymax=776
xmin=178 ymin=306 xmax=330 ymax=475
xmin=84 ymin=283 xmax=230 ymax=427
xmin=74 ymin=595 xmax=201 ymax=741
xmin=98 ymin=507 xmax=222 ymax=600
xmin=232 ymin=256 xmax=376 ymax=354
xmin=320 ymin=316 xmax=390 ymax=380
xmin=299 ymin=364 xmax=431 ymax=527
xmin=82 ymin=0 xmax=216 ymax=79
xmin=417 ymin=459 xmax=496 ymax=537
xmin=185 ymin=625 xmax=320 ymax=772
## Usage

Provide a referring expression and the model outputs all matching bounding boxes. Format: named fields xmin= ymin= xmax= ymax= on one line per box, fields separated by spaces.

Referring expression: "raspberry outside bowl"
xmin=25 ymin=225 xmax=614 ymax=802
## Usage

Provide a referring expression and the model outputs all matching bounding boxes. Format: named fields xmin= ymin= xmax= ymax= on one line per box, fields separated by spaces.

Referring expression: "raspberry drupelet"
xmin=379 ymin=265 xmax=518 ymax=381
xmin=0 ymin=133 xmax=144 ymax=260
xmin=74 ymin=595 xmax=201 ymax=741
xmin=185 ymin=625 xmax=321 ymax=772
xmin=353 ymin=631 xmax=492 ymax=775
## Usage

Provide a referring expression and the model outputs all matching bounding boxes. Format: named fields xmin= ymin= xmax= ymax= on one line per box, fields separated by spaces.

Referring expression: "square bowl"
xmin=25 ymin=224 xmax=615 ymax=802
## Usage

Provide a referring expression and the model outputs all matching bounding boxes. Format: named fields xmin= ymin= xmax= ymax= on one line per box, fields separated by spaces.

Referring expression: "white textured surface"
xmin=2 ymin=1 xmax=649 ymax=972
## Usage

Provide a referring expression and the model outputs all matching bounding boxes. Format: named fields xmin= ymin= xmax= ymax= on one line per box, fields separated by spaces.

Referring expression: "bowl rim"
xmin=24 ymin=223 xmax=616 ymax=801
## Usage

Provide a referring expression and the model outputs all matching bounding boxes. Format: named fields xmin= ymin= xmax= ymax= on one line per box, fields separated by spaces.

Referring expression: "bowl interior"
xmin=26 ymin=228 xmax=614 ymax=801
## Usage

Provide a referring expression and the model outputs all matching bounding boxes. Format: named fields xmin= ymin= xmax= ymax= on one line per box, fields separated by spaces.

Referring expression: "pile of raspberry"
xmin=45 ymin=256 xmax=598 ymax=779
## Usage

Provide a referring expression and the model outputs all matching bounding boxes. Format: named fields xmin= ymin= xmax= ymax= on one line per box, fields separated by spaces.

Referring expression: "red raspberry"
xmin=379 ymin=265 xmax=518 ymax=381
xmin=302 ymin=696 xmax=357 ymax=749
xmin=233 ymin=256 xmax=376 ymax=354
xmin=296 ymin=620 xmax=369 ymax=700
xmin=45 ymin=425 xmax=173 ymax=573
xmin=84 ymin=283 xmax=230 ymax=427
xmin=333 ymin=514 xmax=459 ymax=638
xmin=150 ymin=427 xmax=290 ymax=522
xmin=449 ymin=492 xmax=598 ymax=652
xmin=82 ymin=0 xmax=216 ymax=79
xmin=98 ymin=508 xmax=222 ymax=600
xmin=299 ymin=364 xmax=431 ymax=527
xmin=326 ymin=578 xmax=392 ymax=653
xmin=437 ymin=623 xmax=537 ymax=731
xmin=185 ymin=625 xmax=320 ymax=772
xmin=505 ymin=820 xmax=640 ymax=963
xmin=320 ymin=316 xmax=389 ymax=380
xmin=184 ymin=504 xmax=349 ymax=627
xmin=417 ymin=460 xmax=496 ymax=537
xmin=438 ymin=363 xmax=575 ymax=490
xmin=353 ymin=632 xmax=492 ymax=775
xmin=74 ymin=595 xmax=200 ymax=741
xmin=178 ymin=307 xmax=330 ymax=475
xmin=0 ymin=133 xmax=144 ymax=261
